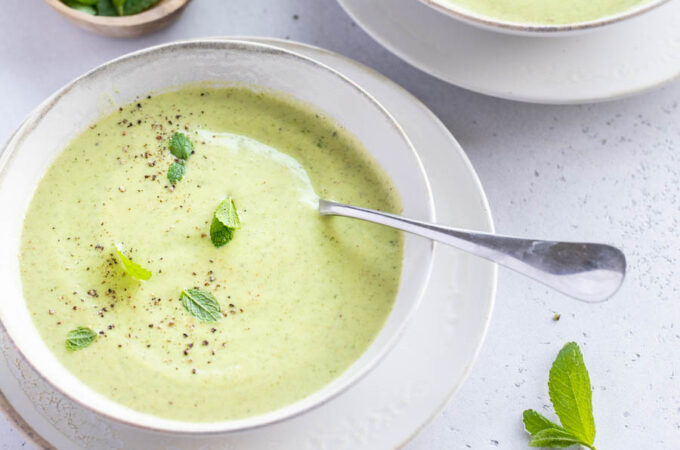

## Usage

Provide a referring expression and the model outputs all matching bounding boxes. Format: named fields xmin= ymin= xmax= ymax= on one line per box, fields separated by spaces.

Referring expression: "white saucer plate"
xmin=338 ymin=0 xmax=680 ymax=104
xmin=0 ymin=38 xmax=496 ymax=449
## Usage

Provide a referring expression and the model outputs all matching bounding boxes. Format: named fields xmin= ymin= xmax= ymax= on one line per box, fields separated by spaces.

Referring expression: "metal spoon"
xmin=319 ymin=199 xmax=626 ymax=303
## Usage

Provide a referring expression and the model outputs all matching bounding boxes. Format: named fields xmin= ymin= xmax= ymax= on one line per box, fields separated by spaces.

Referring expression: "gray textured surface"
xmin=1 ymin=0 xmax=679 ymax=448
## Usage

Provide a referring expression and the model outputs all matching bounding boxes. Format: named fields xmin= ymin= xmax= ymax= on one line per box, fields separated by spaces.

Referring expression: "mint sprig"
xmin=523 ymin=342 xmax=597 ymax=449
xmin=65 ymin=327 xmax=97 ymax=351
xmin=169 ymin=132 xmax=193 ymax=160
xmin=114 ymin=244 xmax=152 ymax=281
xmin=210 ymin=198 xmax=240 ymax=248
xmin=181 ymin=288 xmax=222 ymax=322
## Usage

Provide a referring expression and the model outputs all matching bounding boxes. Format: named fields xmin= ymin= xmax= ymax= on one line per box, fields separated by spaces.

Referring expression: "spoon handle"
xmin=319 ymin=200 xmax=626 ymax=303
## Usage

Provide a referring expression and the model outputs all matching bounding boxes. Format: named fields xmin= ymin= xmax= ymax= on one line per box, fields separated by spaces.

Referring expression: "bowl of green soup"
xmin=420 ymin=0 xmax=670 ymax=34
xmin=0 ymin=40 xmax=435 ymax=435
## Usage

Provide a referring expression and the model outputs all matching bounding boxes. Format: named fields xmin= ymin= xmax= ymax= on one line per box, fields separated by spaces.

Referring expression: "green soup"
xmin=20 ymin=86 xmax=403 ymax=422
xmin=439 ymin=0 xmax=651 ymax=25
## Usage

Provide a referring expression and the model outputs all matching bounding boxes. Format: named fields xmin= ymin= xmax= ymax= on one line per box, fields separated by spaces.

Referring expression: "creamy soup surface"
xmin=439 ymin=0 xmax=651 ymax=25
xmin=20 ymin=86 xmax=403 ymax=422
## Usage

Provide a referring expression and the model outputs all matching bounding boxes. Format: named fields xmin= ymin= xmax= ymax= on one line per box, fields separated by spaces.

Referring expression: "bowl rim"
xmin=419 ymin=0 xmax=671 ymax=34
xmin=0 ymin=38 xmax=436 ymax=435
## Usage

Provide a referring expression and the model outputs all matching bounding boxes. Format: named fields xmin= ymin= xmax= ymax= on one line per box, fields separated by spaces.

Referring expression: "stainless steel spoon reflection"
xmin=319 ymin=199 xmax=626 ymax=303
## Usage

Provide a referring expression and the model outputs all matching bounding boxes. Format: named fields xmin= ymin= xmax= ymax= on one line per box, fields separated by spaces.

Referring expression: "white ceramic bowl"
xmin=0 ymin=40 xmax=435 ymax=434
xmin=419 ymin=0 xmax=671 ymax=35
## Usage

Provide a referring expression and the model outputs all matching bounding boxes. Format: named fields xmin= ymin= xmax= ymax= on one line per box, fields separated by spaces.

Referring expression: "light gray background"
xmin=1 ymin=1 xmax=679 ymax=448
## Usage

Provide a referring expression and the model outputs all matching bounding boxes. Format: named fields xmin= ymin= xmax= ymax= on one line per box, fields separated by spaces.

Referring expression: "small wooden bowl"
xmin=44 ymin=0 xmax=192 ymax=38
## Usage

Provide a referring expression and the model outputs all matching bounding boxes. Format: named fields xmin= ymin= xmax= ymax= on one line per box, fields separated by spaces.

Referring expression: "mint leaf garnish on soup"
xmin=210 ymin=198 xmax=241 ymax=248
xmin=210 ymin=217 xmax=234 ymax=247
xmin=114 ymin=244 xmax=152 ymax=280
xmin=523 ymin=342 xmax=597 ymax=449
xmin=167 ymin=133 xmax=192 ymax=185
xmin=65 ymin=327 xmax=97 ymax=351
xmin=215 ymin=198 xmax=241 ymax=229
xmin=169 ymin=132 xmax=193 ymax=160
xmin=181 ymin=288 xmax=222 ymax=322
xmin=167 ymin=161 xmax=185 ymax=185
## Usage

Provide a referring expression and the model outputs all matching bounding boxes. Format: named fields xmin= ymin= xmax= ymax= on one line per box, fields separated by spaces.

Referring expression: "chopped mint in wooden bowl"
xmin=44 ymin=0 xmax=192 ymax=38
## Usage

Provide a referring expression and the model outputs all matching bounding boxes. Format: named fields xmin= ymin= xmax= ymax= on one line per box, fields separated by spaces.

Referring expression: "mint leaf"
xmin=209 ymin=197 xmax=240 ymax=247
xmin=65 ymin=327 xmax=97 ymax=351
xmin=549 ymin=342 xmax=596 ymax=444
xmin=210 ymin=216 xmax=234 ymax=247
xmin=169 ymin=132 xmax=193 ymax=160
xmin=528 ymin=428 xmax=585 ymax=448
xmin=96 ymin=0 xmax=117 ymax=16
xmin=167 ymin=161 xmax=185 ymax=185
xmin=114 ymin=244 xmax=152 ymax=281
xmin=123 ymin=0 xmax=161 ymax=15
xmin=181 ymin=288 xmax=222 ymax=322
xmin=64 ymin=1 xmax=96 ymax=14
xmin=215 ymin=198 xmax=241 ymax=229
xmin=112 ymin=0 xmax=125 ymax=15
xmin=523 ymin=409 xmax=564 ymax=435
